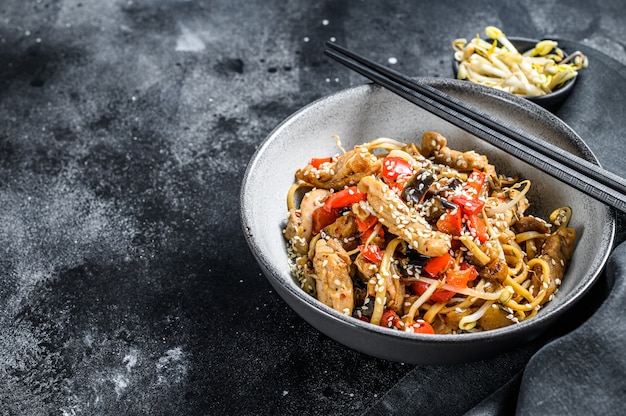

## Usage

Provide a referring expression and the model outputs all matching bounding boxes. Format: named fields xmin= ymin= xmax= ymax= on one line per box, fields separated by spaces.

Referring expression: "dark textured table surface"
xmin=1 ymin=1 xmax=625 ymax=415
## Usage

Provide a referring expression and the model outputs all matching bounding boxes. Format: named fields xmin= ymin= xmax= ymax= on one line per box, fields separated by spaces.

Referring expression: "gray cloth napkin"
xmin=512 ymin=239 xmax=626 ymax=415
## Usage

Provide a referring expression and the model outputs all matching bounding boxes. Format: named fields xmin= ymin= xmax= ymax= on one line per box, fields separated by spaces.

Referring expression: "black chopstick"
xmin=324 ymin=41 xmax=626 ymax=213
xmin=327 ymin=42 xmax=626 ymax=196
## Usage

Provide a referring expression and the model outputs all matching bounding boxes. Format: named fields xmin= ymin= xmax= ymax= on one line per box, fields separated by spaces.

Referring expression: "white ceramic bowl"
xmin=240 ymin=78 xmax=615 ymax=364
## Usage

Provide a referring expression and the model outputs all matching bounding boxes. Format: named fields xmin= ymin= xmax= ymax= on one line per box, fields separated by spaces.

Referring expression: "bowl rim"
xmin=240 ymin=78 xmax=616 ymax=348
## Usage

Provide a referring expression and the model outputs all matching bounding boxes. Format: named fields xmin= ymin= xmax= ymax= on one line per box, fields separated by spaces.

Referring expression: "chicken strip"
xmin=312 ymin=238 xmax=354 ymax=316
xmin=421 ymin=131 xmax=489 ymax=171
xmin=284 ymin=188 xmax=330 ymax=255
xmin=357 ymin=175 xmax=451 ymax=257
xmin=323 ymin=213 xmax=359 ymax=251
xmin=295 ymin=147 xmax=381 ymax=189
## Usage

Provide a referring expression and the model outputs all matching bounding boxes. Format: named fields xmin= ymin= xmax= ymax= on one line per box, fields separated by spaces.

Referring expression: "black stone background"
xmin=0 ymin=1 xmax=625 ymax=415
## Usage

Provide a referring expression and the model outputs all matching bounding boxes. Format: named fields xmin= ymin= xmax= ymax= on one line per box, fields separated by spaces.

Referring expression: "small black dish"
xmin=453 ymin=37 xmax=577 ymax=111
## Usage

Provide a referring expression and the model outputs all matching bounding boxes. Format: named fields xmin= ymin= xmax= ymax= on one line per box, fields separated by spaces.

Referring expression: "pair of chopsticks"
xmin=324 ymin=41 xmax=626 ymax=213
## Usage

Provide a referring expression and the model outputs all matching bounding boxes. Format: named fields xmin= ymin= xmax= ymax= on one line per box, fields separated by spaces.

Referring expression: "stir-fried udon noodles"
xmin=284 ymin=131 xmax=575 ymax=334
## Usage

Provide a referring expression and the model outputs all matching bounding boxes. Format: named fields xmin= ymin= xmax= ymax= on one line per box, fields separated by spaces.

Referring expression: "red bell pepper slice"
xmin=358 ymin=244 xmax=383 ymax=263
xmin=464 ymin=170 xmax=486 ymax=196
xmin=446 ymin=264 xmax=479 ymax=288
xmin=357 ymin=214 xmax=383 ymax=243
xmin=310 ymin=157 xmax=333 ymax=169
xmin=389 ymin=178 xmax=409 ymax=193
xmin=311 ymin=206 xmax=340 ymax=234
xmin=436 ymin=209 xmax=462 ymax=236
xmin=405 ymin=319 xmax=435 ymax=334
xmin=465 ymin=213 xmax=488 ymax=243
xmin=410 ymin=281 xmax=455 ymax=303
xmin=356 ymin=214 xmax=378 ymax=233
xmin=380 ymin=309 xmax=402 ymax=329
xmin=382 ymin=156 xmax=413 ymax=181
xmin=423 ymin=252 xmax=454 ymax=276
xmin=452 ymin=196 xmax=485 ymax=215
xmin=360 ymin=224 xmax=384 ymax=243
xmin=411 ymin=264 xmax=479 ymax=303
xmin=323 ymin=186 xmax=366 ymax=211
